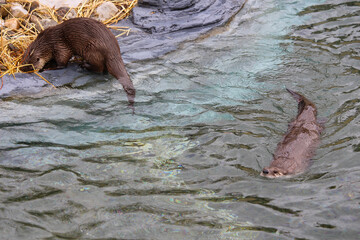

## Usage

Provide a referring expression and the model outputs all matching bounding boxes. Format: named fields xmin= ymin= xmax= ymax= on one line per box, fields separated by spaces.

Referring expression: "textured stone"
xmin=96 ymin=2 xmax=119 ymax=21
xmin=30 ymin=15 xmax=40 ymax=24
xmin=31 ymin=17 xmax=58 ymax=31
xmin=30 ymin=15 xmax=42 ymax=31
xmin=10 ymin=3 xmax=29 ymax=18
xmin=0 ymin=4 xmax=11 ymax=18
xmin=57 ymin=7 xmax=77 ymax=20
xmin=27 ymin=1 xmax=40 ymax=13
xmin=38 ymin=0 xmax=85 ymax=9
xmin=37 ymin=19 xmax=57 ymax=30
xmin=4 ymin=18 xmax=20 ymax=30
xmin=66 ymin=9 xmax=77 ymax=19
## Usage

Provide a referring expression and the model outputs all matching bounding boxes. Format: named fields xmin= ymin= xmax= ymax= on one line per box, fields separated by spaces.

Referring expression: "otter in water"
xmin=261 ymin=88 xmax=323 ymax=178
xmin=20 ymin=17 xmax=135 ymax=104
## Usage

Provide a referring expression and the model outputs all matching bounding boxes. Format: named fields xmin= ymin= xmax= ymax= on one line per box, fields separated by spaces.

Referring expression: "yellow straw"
xmin=34 ymin=72 xmax=57 ymax=89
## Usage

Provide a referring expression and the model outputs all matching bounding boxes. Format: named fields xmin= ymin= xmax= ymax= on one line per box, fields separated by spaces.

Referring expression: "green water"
xmin=1 ymin=0 xmax=359 ymax=239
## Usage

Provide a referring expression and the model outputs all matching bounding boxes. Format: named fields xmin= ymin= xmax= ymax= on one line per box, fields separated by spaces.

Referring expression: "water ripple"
xmin=1 ymin=0 xmax=360 ymax=239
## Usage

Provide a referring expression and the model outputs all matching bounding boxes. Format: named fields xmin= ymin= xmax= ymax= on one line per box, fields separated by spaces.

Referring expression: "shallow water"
xmin=1 ymin=0 xmax=360 ymax=239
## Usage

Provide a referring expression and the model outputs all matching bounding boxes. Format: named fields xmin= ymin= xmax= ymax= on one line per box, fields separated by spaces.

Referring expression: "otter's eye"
xmin=273 ymin=170 xmax=278 ymax=174
xmin=36 ymin=58 xmax=40 ymax=62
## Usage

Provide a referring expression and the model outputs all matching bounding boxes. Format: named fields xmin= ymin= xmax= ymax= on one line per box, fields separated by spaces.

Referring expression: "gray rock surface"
xmin=117 ymin=0 xmax=246 ymax=61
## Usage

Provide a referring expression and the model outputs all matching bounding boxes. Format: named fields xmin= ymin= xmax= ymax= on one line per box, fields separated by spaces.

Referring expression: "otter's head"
xmin=260 ymin=167 xmax=288 ymax=178
xmin=20 ymin=32 xmax=53 ymax=72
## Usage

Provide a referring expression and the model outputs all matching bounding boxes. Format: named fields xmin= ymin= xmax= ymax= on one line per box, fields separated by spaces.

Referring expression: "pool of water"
xmin=1 ymin=0 xmax=359 ymax=239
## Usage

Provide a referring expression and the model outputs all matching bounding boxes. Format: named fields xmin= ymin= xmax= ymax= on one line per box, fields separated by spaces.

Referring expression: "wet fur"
xmin=261 ymin=89 xmax=323 ymax=178
xmin=21 ymin=18 xmax=135 ymax=104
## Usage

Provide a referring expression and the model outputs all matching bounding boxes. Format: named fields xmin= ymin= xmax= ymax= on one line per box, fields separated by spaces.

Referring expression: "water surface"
xmin=1 ymin=0 xmax=359 ymax=239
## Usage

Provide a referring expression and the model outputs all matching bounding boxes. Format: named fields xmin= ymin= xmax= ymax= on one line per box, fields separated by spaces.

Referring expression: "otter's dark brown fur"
xmin=261 ymin=89 xmax=323 ymax=178
xmin=20 ymin=17 xmax=135 ymax=104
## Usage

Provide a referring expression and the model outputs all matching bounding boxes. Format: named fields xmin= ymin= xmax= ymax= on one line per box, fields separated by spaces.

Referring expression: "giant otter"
xmin=261 ymin=89 xmax=323 ymax=178
xmin=20 ymin=17 xmax=135 ymax=104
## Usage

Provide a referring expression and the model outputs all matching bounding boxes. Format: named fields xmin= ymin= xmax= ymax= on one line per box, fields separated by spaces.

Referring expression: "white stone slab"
xmin=39 ymin=0 xmax=86 ymax=9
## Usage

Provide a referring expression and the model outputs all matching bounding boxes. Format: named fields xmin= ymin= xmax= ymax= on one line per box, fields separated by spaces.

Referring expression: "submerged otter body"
xmin=21 ymin=17 xmax=135 ymax=104
xmin=261 ymin=89 xmax=323 ymax=178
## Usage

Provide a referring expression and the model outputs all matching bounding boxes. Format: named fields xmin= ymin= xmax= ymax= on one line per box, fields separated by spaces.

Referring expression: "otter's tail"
xmin=286 ymin=88 xmax=313 ymax=116
xmin=106 ymin=57 xmax=136 ymax=105
xmin=286 ymin=88 xmax=303 ymax=102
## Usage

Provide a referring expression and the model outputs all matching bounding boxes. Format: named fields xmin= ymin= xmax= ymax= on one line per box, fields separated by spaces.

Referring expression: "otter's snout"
xmin=260 ymin=168 xmax=271 ymax=177
xmin=260 ymin=167 xmax=287 ymax=178
xmin=20 ymin=64 xmax=35 ymax=72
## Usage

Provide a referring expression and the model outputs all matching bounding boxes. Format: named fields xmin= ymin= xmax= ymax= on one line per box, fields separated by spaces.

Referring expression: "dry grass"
xmin=0 ymin=0 xmax=137 ymax=88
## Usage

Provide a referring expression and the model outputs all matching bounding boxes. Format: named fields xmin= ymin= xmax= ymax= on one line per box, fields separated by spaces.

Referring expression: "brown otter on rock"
xmin=261 ymin=88 xmax=323 ymax=178
xmin=20 ymin=17 xmax=135 ymax=104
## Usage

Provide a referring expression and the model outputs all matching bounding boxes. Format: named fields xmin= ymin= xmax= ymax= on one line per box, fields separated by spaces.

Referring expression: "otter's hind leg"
xmin=81 ymin=60 xmax=105 ymax=73
xmin=82 ymin=50 xmax=105 ymax=73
